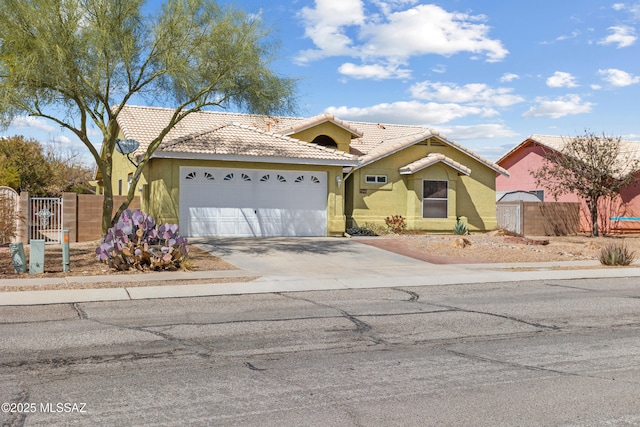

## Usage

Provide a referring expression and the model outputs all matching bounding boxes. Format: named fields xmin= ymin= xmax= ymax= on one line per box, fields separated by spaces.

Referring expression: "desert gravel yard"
xmin=1 ymin=233 xmax=640 ymax=280
xmin=355 ymin=233 xmax=640 ymax=264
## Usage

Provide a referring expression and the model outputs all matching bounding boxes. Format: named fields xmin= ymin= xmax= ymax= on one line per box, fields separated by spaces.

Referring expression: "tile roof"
xmin=115 ymin=105 xmax=507 ymax=174
xmin=157 ymin=122 xmax=356 ymax=163
xmin=279 ymin=112 xmax=363 ymax=138
xmin=497 ymin=134 xmax=640 ymax=166
xmin=399 ymin=153 xmax=472 ymax=176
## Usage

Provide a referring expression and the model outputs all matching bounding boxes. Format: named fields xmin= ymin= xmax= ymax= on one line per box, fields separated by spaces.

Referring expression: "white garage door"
xmin=179 ymin=167 xmax=328 ymax=237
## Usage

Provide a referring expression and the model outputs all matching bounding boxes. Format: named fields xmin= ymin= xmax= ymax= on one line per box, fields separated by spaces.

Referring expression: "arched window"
xmin=312 ymin=135 xmax=337 ymax=148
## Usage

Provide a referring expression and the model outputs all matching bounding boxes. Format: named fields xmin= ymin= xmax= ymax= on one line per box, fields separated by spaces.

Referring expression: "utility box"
xmin=9 ymin=242 xmax=27 ymax=273
xmin=29 ymin=239 xmax=45 ymax=274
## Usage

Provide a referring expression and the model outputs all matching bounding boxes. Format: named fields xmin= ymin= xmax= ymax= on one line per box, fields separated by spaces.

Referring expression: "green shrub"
xmin=598 ymin=241 xmax=636 ymax=266
xmin=346 ymin=222 xmax=388 ymax=236
xmin=385 ymin=215 xmax=406 ymax=234
xmin=0 ymin=193 xmax=20 ymax=244
xmin=453 ymin=219 xmax=469 ymax=235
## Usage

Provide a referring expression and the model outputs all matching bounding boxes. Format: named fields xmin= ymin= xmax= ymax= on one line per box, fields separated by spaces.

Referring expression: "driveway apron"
xmin=193 ymin=237 xmax=445 ymax=283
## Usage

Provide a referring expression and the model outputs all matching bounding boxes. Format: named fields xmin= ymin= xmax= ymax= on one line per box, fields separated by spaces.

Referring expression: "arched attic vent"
xmin=311 ymin=135 xmax=338 ymax=148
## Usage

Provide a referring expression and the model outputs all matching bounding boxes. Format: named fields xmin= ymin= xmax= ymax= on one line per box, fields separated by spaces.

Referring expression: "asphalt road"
xmin=1 ymin=277 xmax=640 ymax=426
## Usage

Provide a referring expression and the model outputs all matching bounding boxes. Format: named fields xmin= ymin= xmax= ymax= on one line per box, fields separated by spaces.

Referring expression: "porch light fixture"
xmin=336 ymin=175 xmax=342 ymax=188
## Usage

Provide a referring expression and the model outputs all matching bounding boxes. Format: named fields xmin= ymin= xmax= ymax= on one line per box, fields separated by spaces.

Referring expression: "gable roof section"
xmin=279 ymin=112 xmax=363 ymax=138
xmin=495 ymin=134 xmax=565 ymax=165
xmin=399 ymin=153 xmax=471 ymax=176
xmin=115 ymin=105 xmax=507 ymax=174
xmin=155 ymin=122 xmax=357 ymax=165
xmin=497 ymin=134 xmax=640 ymax=166
xmin=354 ymin=124 xmax=508 ymax=176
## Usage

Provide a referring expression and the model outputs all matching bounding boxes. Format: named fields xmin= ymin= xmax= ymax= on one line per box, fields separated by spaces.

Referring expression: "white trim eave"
xmin=151 ymin=151 xmax=359 ymax=167
xmin=399 ymin=159 xmax=471 ymax=176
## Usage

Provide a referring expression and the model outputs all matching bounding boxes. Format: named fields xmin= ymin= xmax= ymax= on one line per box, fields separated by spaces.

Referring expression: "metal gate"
xmin=29 ymin=197 xmax=63 ymax=244
xmin=496 ymin=203 xmax=521 ymax=234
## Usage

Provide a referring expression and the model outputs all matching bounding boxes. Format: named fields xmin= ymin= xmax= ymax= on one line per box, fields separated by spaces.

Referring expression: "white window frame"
xmin=422 ymin=180 xmax=448 ymax=219
xmin=365 ymin=175 xmax=387 ymax=184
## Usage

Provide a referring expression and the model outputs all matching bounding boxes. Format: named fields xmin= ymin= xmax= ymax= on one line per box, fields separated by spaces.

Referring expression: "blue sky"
xmin=3 ymin=0 xmax=640 ymax=163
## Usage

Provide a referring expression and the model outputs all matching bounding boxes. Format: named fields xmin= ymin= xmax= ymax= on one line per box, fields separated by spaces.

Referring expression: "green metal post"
xmin=62 ymin=229 xmax=70 ymax=273
xmin=29 ymin=240 xmax=45 ymax=274
xmin=9 ymin=242 xmax=27 ymax=273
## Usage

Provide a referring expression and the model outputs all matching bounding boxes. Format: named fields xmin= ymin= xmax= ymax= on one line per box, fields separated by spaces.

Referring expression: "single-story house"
xmin=496 ymin=134 xmax=640 ymax=233
xmin=97 ymin=105 xmax=508 ymax=237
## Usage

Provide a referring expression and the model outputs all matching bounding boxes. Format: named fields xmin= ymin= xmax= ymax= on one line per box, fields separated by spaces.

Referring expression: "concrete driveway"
xmin=194 ymin=237 xmax=439 ymax=283
xmin=193 ymin=237 xmax=640 ymax=293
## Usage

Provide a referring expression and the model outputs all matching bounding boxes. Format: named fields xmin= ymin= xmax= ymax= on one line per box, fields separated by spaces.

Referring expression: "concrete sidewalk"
xmin=2 ymin=237 xmax=640 ymax=306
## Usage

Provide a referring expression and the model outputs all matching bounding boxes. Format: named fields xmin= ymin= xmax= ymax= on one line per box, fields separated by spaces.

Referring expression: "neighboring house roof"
xmin=115 ymin=105 xmax=507 ymax=174
xmin=497 ymin=134 xmax=640 ymax=166
xmin=399 ymin=153 xmax=471 ymax=176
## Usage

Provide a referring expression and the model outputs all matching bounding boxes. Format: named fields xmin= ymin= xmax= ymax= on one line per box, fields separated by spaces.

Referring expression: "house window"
xmin=118 ymin=179 xmax=123 ymax=196
xmin=365 ymin=175 xmax=387 ymax=184
xmin=127 ymin=173 xmax=133 ymax=191
xmin=423 ymin=180 xmax=448 ymax=218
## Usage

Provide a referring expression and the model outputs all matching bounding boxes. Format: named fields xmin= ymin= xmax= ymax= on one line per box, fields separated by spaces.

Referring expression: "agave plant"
xmin=453 ymin=218 xmax=469 ymax=235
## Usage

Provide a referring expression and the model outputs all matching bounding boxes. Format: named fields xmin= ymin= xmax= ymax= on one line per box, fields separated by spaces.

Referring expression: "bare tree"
xmin=531 ymin=130 xmax=640 ymax=236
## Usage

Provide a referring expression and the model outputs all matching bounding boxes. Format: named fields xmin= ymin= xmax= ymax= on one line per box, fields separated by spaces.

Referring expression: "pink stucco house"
xmin=496 ymin=134 xmax=640 ymax=234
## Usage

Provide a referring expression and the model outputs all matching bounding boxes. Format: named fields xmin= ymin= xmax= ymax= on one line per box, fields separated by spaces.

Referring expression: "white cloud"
xmin=338 ymin=62 xmax=411 ymax=79
xmin=612 ymin=2 xmax=640 ymax=21
xmin=410 ymin=81 xmax=524 ymax=108
xmin=359 ymin=5 xmax=508 ymax=62
xmin=598 ymin=25 xmax=637 ymax=48
xmin=51 ymin=135 xmax=72 ymax=144
xmin=325 ymin=101 xmax=486 ymax=125
xmin=500 ymin=73 xmax=520 ymax=83
xmin=523 ymin=94 xmax=594 ymax=119
xmin=297 ymin=0 xmax=365 ymax=62
xmin=546 ymin=71 xmax=579 ymax=88
xmin=432 ymin=64 xmax=447 ymax=74
xmin=556 ymin=30 xmax=580 ymax=42
xmin=598 ymin=68 xmax=640 ymax=86
xmin=10 ymin=116 xmax=56 ymax=132
xmin=436 ymin=124 xmax=518 ymax=140
xmin=296 ymin=1 xmax=508 ymax=76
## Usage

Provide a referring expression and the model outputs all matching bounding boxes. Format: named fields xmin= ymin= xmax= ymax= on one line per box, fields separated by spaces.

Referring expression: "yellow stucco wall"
xmin=347 ymin=140 xmax=498 ymax=232
xmin=108 ymin=150 xmax=148 ymax=210
xmin=143 ymin=158 xmax=347 ymax=236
